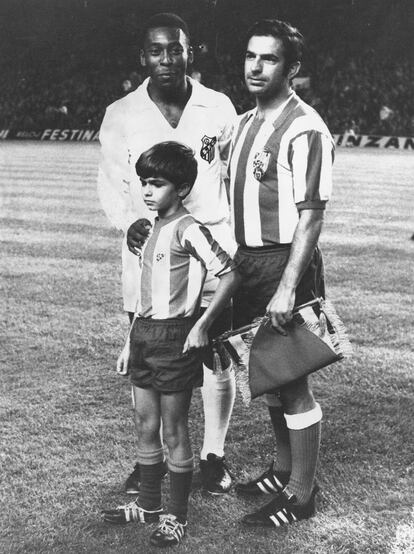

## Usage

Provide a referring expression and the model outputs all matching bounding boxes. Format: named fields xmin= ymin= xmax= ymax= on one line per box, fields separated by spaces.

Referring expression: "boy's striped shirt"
xmin=229 ymin=92 xmax=335 ymax=247
xmin=138 ymin=209 xmax=234 ymax=319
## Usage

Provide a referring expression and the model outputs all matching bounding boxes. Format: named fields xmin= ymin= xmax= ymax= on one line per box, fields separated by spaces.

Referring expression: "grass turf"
xmin=1 ymin=143 xmax=413 ymax=553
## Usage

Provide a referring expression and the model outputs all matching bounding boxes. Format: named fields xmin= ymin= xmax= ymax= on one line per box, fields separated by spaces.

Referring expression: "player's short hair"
xmin=135 ymin=141 xmax=198 ymax=194
xmin=142 ymin=12 xmax=191 ymax=43
xmin=245 ymin=19 xmax=304 ymax=74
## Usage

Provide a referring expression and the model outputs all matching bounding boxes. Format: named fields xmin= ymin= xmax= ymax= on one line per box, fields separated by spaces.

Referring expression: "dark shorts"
xmin=233 ymin=245 xmax=325 ymax=328
xmin=129 ymin=317 xmax=204 ymax=393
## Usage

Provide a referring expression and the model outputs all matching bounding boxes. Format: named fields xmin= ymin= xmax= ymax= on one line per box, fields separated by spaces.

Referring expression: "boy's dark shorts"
xmin=233 ymin=244 xmax=325 ymax=329
xmin=129 ymin=316 xmax=204 ymax=393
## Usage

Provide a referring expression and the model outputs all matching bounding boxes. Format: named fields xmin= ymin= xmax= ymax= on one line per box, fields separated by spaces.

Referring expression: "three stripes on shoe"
xmin=156 ymin=515 xmax=187 ymax=543
xmin=269 ymin=508 xmax=297 ymax=527
xmin=256 ymin=473 xmax=285 ymax=494
xmin=117 ymin=500 xmax=159 ymax=523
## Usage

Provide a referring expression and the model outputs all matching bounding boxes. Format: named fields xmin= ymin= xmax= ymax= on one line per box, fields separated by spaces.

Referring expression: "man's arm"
xmin=266 ymin=209 xmax=324 ymax=334
xmin=97 ymin=103 xmax=135 ymax=232
xmin=99 ymin=102 xmax=154 ymax=252
xmin=267 ymin=126 xmax=334 ymax=333
xmin=217 ymin=96 xmax=237 ymax=188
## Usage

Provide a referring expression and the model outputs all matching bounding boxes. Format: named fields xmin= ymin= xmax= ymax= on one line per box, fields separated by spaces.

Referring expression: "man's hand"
xmin=127 ymin=218 xmax=152 ymax=255
xmin=183 ymin=321 xmax=209 ymax=353
xmin=266 ymin=288 xmax=296 ymax=335
xmin=266 ymin=210 xmax=324 ymax=335
xmin=116 ymin=339 xmax=131 ymax=376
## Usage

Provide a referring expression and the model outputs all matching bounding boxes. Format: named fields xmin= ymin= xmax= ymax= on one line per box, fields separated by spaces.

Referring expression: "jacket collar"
xmin=132 ymin=76 xmax=212 ymax=111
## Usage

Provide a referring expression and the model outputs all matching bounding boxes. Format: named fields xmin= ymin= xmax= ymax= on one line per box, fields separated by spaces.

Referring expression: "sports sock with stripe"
xmin=284 ymin=404 xmax=322 ymax=505
xmin=167 ymin=456 xmax=194 ymax=523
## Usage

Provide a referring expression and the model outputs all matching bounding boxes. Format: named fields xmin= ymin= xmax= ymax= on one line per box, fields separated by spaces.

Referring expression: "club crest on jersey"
xmin=253 ymin=150 xmax=271 ymax=181
xmin=200 ymin=135 xmax=217 ymax=164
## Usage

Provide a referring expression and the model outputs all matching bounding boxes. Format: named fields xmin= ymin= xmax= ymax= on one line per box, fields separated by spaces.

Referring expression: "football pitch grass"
xmin=1 ymin=142 xmax=413 ymax=553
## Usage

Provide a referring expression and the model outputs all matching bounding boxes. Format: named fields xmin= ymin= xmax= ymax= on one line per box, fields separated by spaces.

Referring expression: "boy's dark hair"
xmin=136 ymin=141 xmax=198 ymax=193
xmin=142 ymin=12 xmax=190 ymax=43
xmin=245 ymin=19 xmax=304 ymax=75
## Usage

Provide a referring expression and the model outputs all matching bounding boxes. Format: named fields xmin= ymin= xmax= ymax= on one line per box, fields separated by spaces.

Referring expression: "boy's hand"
xmin=127 ymin=218 xmax=152 ymax=255
xmin=183 ymin=321 xmax=209 ymax=353
xmin=116 ymin=340 xmax=131 ymax=376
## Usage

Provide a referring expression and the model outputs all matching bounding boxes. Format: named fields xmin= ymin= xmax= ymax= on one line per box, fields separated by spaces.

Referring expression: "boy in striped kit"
xmin=229 ymin=20 xmax=334 ymax=527
xmin=102 ymin=141 xmax=239 ymax=547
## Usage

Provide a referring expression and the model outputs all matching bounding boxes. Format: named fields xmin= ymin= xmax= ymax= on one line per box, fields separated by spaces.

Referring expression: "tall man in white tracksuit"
xmin=97 ymin=12 xmax=237 ymax=496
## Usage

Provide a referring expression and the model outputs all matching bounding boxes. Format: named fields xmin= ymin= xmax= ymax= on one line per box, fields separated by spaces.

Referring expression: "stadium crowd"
xmin=0 ymin=3 xmax=413 ymax=137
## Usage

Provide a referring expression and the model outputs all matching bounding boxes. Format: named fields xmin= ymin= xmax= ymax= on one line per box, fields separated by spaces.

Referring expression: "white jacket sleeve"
xmin=217 ymin=96 xmax=237 ymax=186
xmin=97 ymin=102 xmax=138 ymax=233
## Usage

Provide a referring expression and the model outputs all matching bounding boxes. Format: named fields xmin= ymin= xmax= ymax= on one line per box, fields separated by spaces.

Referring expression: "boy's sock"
xmin=137 ymin=447 xmax=164 ymax=510
xmin=268 ymin=405 xmax=292 ymax=472
xmin=167 ymin=456 xmax=194 ymax=523
xmin=284 ymin=403 xmax=322 ymax=505
xmin=200 ymin=366 xmax=235 ymax=459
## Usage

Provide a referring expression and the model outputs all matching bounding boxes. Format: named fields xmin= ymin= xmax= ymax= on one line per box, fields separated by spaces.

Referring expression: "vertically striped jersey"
xmin=229 ymin=92 xmax=335 ymax=247
xmin=98 ymin=76 xmax=237 ymax=312
xmin=138 ymin=208 xmax=234 ymax=319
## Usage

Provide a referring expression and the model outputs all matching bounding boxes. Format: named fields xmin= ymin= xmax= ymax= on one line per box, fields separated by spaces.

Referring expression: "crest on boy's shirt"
xmin=253 ymin=150 xmax=271 ymax=181
xmin=200 ymin=135 xmax=217 ymax=164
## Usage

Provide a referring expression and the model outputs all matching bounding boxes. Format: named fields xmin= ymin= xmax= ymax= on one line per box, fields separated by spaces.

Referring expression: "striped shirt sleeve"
xmin=289 ymin=130 xmax=334 ymax=210
xmin=180 ymin=222 xmax=235 ymax=278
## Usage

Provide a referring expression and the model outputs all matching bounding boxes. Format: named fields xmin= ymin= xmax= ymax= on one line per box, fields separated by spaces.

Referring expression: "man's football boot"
xmin=235 ymin=460 xmax=290 ymax=496
xmin=241 ymin=485 xmax=320 ymax=528
xmin=199 ymin=453 xmax=232 ymax=494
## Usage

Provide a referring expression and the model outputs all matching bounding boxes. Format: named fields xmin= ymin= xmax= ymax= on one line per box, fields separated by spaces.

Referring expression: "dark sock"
xmin=167 ymin=467 xmax=193 ymax=523
xmin=138 ymin=461 xmax=164 ymax=510
xmin=268 ymin=406 xmax=291 ymax=472
xmin=286 ymin=420 xmax=321 ymax=505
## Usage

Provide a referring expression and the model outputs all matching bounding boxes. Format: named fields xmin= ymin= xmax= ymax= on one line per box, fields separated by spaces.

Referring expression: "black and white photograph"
xmin=1 ymin=1 xmax=413 ymax=552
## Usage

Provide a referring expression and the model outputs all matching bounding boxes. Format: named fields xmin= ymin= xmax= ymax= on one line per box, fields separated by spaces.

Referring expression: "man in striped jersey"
xmin=102 ymin=142 xmax=240 ymax=547
xmin=97 ymin=13 xmax=237 ymax=495
xmin=229 ymin=19 xmax=334 ymax=528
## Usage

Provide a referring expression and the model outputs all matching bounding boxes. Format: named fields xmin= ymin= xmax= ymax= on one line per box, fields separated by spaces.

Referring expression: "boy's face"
xmin=140 ymin=175 xmax=187 ymax=217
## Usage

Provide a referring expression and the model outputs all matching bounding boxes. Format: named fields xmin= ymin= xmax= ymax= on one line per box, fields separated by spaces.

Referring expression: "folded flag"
xmin=213 ymin=298 xmax=352 ymax=405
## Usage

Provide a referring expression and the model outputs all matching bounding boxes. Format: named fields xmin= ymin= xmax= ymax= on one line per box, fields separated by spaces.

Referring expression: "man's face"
xmin=141 ymin=27 xmax=192 ymax=91
xmin=244 ymin=35 xmax=294 ymax=99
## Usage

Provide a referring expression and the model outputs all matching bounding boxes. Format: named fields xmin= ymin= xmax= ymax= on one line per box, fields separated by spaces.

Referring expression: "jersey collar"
xmin=133 ymin=76 xmax=216 ymax=111
xmin=271 ymin=92 xmax=299 ymax=130
xmin=244 ymin=91 xmax=299 ymax=128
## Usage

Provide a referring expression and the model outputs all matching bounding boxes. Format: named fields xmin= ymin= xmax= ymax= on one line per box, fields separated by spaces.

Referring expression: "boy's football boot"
xmin=102 ymin=498 xmax=163 ymax=524
xmin=150 ymin=514 xmax=187 ymax=547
